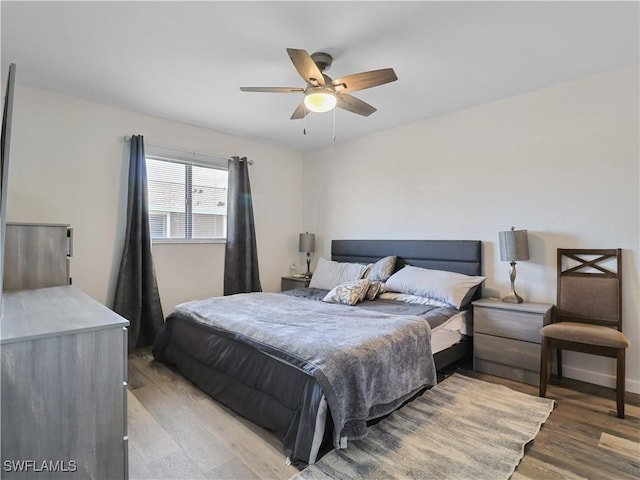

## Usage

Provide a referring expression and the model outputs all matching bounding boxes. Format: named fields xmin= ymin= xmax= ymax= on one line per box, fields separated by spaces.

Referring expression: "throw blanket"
xmin=172 ymin=292 xmax=437 ymax=445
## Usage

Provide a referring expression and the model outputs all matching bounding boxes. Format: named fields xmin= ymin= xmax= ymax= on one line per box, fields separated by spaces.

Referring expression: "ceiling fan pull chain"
xmin=332 ymin=108 xmax=336 ymax=142
xmin=303 ymin=105 xmax=308 ymax=135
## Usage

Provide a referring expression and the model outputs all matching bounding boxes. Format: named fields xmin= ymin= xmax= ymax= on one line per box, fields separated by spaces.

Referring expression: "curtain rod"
xmin=122 ymin=136 xmax=254 ymax=165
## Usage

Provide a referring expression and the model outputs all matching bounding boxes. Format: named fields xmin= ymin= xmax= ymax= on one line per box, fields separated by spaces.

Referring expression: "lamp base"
xmin=501 ymin=292 xmax=524 ymax=304
xmin=304 ymin=252 xmax=312 ymax=279
xmin=503 ymin=261 xmax=524 ymax=303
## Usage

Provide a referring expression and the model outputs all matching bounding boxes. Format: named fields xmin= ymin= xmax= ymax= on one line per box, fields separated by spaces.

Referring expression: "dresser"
xmin=473 ymin=298 xmax=553 ymax=386
xmin=1 ymin=222 xmax=129 ymax=479
xmin=1 ymin=287 xmax=129 ymax=479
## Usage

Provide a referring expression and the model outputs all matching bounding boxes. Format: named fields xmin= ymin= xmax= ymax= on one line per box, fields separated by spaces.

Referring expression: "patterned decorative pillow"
xmin=365 ymin=281 xmax=384 ymax=300
xmin=367 ymin=256 xmax=397 ymax=282
xmin=323 ymin=279 xmax=370 ymax=306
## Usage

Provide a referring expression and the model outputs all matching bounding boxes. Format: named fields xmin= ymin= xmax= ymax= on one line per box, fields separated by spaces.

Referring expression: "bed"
xmin=152 ymin=239 xmax=483 ymax=466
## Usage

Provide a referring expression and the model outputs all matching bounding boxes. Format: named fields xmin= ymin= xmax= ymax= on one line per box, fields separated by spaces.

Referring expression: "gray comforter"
xmin=173 ymin=292 xmax=437 ymax=444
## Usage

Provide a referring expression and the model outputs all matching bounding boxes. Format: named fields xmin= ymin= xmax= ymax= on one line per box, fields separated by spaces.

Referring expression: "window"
xmin=146 ymin=156 xmax=228 ymax=241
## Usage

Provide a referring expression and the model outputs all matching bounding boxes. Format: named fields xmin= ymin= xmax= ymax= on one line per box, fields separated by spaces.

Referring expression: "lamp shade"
xmin=499 ymin=228 xmax=530 ymax=262
xmin=299 ymin=232 xmax=315 ymax=253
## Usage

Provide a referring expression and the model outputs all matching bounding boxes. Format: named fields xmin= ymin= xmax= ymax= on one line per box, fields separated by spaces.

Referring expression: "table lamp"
xmin=498 ymin=226 xmax=530 ymax=304
xmin=299 ymin=232 xmax=315 ymax=279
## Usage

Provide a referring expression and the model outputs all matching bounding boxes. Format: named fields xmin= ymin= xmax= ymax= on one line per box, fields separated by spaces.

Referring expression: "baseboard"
xmin=561 ymin=364 xmax=640 ymax=395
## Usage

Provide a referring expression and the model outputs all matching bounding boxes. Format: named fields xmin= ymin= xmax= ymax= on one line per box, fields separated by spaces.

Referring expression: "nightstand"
xmin=281 ymin=276 xmax=311 ymax=291
xmin=473 ymin=298 xmax=553 ymax=386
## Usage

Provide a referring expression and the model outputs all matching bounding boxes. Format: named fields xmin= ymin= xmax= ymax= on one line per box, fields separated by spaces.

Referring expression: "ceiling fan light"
xmin=304 ymin=90 xmax=337 ymax=113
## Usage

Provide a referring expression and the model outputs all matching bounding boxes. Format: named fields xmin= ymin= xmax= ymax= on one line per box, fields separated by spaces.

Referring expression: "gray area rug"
xmin=291 ymin=373 xmax=555 ymax=480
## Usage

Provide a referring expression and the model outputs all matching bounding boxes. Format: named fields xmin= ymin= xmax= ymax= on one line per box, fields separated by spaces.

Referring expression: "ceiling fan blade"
xmin=240 ymin=87 xmax=304 ymax=93
xmin=287 ymin=48 xmax=325 ymax=86
xmin=290 ymin=101 xmax=309 ymax=120
xmin=336 ymin=93 xmax=377 ymax=117
xmin=332 ymin=68 xmax=397 ymax=93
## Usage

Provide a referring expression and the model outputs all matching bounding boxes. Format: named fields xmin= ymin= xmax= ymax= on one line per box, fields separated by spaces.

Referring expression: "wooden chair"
xmin=539 ymin=249 xmax=629 ymax=418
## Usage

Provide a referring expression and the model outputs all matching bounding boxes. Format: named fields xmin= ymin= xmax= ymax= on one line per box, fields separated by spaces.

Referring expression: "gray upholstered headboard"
xmin=331 ymin=239 xmax=483 ymax=300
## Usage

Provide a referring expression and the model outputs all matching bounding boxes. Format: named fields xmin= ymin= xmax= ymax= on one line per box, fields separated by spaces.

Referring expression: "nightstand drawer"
xmin=281 ymin=276 xmax=310 ymax=291
xmin=474 ymin=333 xmax=540 ymax=371
xmin=474 ymin=358 xmax=541 ymax=386
xmin=474 ymin=308 xmax=544 ymax=343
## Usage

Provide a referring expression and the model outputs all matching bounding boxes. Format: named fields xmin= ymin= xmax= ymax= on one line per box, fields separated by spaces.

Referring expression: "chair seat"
xmin=540 ymin=322 xmax=629 ymax=349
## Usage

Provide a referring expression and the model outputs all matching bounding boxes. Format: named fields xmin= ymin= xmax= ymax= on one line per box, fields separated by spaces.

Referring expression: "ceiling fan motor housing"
xmin=311 ymin=52 xmax=333 ymax=72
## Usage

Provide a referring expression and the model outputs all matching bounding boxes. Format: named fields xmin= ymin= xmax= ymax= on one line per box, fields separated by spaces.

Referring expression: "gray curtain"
xmin=224 ymin=156 xmax=262 ymax=295
xmin=114 ymin=135 xmax=164 ymax=353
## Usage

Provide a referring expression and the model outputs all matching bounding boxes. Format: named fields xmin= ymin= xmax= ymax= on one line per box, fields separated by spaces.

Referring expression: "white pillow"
xmin=384 ymin=266 xmax=485 ymax=309
xmin=309 ymin=257 xmax=370 ymax=290
xmin=323 ymin=279 xmax=370 ymax=306
xmin=378 ymin=292 xmax=451 ymax=308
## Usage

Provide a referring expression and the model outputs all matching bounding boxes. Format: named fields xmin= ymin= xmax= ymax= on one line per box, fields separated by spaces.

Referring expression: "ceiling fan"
xmin=240 ymin=48 xmax=398 ymax=119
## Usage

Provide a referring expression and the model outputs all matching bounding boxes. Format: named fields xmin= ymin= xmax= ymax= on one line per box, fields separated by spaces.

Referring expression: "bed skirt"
xmin=152 ymin=315 xmax=329 ymax=465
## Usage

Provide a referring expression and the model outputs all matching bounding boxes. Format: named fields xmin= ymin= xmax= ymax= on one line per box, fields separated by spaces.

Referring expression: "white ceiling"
xmin=2 ymin=1 xmax=638 ymax=151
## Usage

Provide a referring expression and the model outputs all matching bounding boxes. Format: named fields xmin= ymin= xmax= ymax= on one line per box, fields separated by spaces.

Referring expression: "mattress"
xmin=431 ymin=310 xmax=470 ymax=353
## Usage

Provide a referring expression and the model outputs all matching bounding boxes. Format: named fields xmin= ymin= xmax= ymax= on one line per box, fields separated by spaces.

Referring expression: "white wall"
xmin=7 ymin=68 xmax=639 ymax=394
xmin=6 ymin=85 xmax=305 ymax=314
xmin=303 ymin=66 xmax=640 ymax=393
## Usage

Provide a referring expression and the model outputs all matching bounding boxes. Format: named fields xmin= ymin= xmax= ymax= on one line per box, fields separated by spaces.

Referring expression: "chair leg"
xmin=616 ymin=348 xmax=625 ymax=419
xmin=556 ymin=348 xmax=563 ymax=379
xmin=539 ymin=337 xmax=548 ymax=397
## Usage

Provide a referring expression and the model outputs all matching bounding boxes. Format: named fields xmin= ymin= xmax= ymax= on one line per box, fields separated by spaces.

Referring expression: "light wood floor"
xmin=128 ymin=349 xmax=640 ymax=479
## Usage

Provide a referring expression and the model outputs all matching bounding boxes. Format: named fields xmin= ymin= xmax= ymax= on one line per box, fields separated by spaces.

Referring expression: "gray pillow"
xmin=309 ymin=257 xmax=370 ymax=290
xmin=367 ymin=256 xmax=397 ymax=282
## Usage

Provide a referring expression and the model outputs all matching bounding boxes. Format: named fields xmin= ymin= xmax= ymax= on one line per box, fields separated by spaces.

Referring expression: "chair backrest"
xmin=557 ymin=249 xmax=622 ymax=330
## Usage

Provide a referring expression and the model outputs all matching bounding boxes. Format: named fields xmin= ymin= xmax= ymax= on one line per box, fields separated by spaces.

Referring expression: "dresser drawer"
xmin=474 ymin=307 xmax=545 ymax=343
